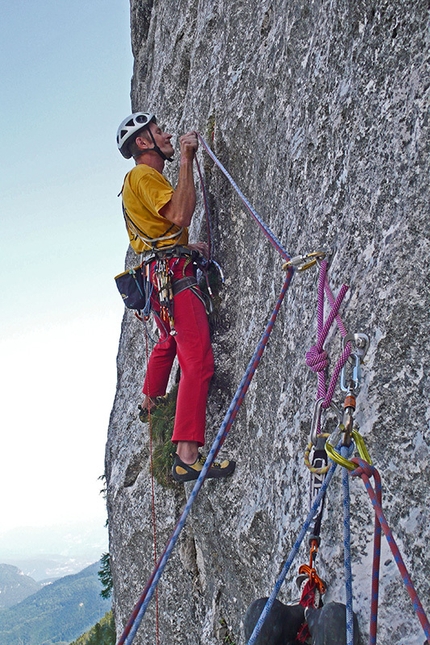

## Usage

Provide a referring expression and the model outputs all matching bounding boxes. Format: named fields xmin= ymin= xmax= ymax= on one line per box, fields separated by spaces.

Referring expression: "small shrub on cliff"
xmin=98 ymin=553 xmax=113 ymax=600
xmin=69 ymin=610 xmax=115 ymax=645
xmin=150 ymin=385 xmax=178 ymax=488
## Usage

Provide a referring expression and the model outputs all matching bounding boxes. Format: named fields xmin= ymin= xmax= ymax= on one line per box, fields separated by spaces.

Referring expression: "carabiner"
xmin=309 ymin=398 xmax=343 ymax=446
xmin=325 ymin=428 xmax=372 ymax=470
xmin=283 ymin=250 xmax=328 ymax=273
xmin=340 ymin=333 xmax=370 ymax=393
xmin=296 ymin=536 xmax=327 ymax=596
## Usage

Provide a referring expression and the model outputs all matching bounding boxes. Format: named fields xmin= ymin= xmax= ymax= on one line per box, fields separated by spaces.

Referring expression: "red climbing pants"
xmin=142 ymin=257 xmax=214 ymax=447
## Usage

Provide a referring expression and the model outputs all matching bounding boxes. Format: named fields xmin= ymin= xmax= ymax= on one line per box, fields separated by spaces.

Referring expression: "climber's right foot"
xmin=172 ymin=452 xmax=236 ymax=483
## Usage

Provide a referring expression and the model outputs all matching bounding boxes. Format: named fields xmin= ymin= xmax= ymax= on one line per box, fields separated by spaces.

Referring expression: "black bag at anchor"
xmin=114 ymin=265 xmax=146 ymax=310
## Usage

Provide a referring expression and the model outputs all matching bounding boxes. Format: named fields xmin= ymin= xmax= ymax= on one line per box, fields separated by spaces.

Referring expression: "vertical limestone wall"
xmin=105 ymin=1 xmax=429 ymax=643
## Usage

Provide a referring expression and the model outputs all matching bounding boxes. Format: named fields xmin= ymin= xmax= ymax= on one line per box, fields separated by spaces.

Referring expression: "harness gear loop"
xmin=283 ymin=249 xmax=328 ymax=272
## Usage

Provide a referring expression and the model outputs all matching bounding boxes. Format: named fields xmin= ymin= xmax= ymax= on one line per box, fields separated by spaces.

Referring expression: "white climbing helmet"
xmin=116 ymin=112 xmax=156 ymax=158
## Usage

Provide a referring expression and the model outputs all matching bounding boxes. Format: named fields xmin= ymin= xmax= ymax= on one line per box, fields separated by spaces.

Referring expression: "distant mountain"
xmin=0 ymin=520 xmax=108 ymax=580
xmin=0 ymin=555 xmax=97 ymax=583
xmin=0 ymin=561 xmax=111 ymax=645
xmin=0 ymin=564 xmax=41 ymax=608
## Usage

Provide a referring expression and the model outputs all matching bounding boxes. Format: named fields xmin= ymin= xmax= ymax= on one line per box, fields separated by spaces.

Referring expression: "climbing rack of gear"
xmin=153 ymin=257 xmax=177 ymax=335
xmin=116 ymin=134 xmax=430 ymax=645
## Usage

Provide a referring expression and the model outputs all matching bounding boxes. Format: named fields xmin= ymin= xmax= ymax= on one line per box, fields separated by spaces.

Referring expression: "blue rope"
xmin=246 ymin=461 xmax=338 ymax=645
xmin=341 ymin=446 xmax=354 ymax=645
xmin=117 ymin=271 xmax=295 ymax=645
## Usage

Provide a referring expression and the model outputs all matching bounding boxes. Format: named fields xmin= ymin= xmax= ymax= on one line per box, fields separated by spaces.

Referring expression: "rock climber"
xmin=116 ymin=112 xmax=236 ymax=483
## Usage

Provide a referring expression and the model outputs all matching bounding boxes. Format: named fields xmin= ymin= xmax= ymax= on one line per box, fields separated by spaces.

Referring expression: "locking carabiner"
xmin=326 ymin=428 xmax=372 ymax=470
xmin=340 ymin=333 xmax=370 ymax=393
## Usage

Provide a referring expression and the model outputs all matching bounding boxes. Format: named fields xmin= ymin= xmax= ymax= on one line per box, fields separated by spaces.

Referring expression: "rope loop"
xmin=350 ymin=457 xmax=375 ymax=480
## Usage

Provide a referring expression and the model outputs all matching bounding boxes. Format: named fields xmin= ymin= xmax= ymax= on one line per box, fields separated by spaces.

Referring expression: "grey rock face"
xmin=106 ymin=1 xmax=429 ymax=644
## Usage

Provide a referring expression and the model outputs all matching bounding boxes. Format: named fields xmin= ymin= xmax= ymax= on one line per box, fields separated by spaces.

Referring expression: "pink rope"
xmin=306 ymin=260 xmax=352 ymax=429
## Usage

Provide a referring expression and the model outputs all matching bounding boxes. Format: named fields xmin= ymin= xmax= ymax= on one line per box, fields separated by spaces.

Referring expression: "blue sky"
xmin=0 ymin=1 xmax=135 ymax=534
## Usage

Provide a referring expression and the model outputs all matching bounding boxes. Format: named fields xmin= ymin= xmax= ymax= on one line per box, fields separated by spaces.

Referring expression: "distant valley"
xmin=0 ymin=561 xmax=111 ymax=645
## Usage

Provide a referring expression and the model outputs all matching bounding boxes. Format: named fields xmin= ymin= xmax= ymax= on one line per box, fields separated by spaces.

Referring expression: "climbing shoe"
xmin=138 ymin=396 xmax=167 ymax=423
xmin=172 ymin=452 xmax=236 ymax=483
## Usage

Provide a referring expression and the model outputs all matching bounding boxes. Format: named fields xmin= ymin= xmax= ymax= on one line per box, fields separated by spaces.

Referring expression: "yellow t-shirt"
xmin=121 ymin=164 xmax=189 ymax=253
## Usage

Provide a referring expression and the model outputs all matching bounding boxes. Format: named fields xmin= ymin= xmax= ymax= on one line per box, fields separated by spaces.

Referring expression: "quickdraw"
xmin=283 ymin=249 xmax=328 ymax=272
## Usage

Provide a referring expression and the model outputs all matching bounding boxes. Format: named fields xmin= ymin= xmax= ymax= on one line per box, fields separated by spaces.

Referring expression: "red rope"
xmin=296 ymin=579 xmax=320 ymax=642
xmin=351 ymin=459 xmax=430 ymax=643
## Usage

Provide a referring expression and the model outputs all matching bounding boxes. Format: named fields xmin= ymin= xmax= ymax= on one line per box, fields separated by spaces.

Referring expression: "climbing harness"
xmin=118 ymin=243 xmax=213 ymax=334
xmin=116 ymin=136 xmax=294 ymax=645
xmin=116 ymin=134 xmax=430 ymax=645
